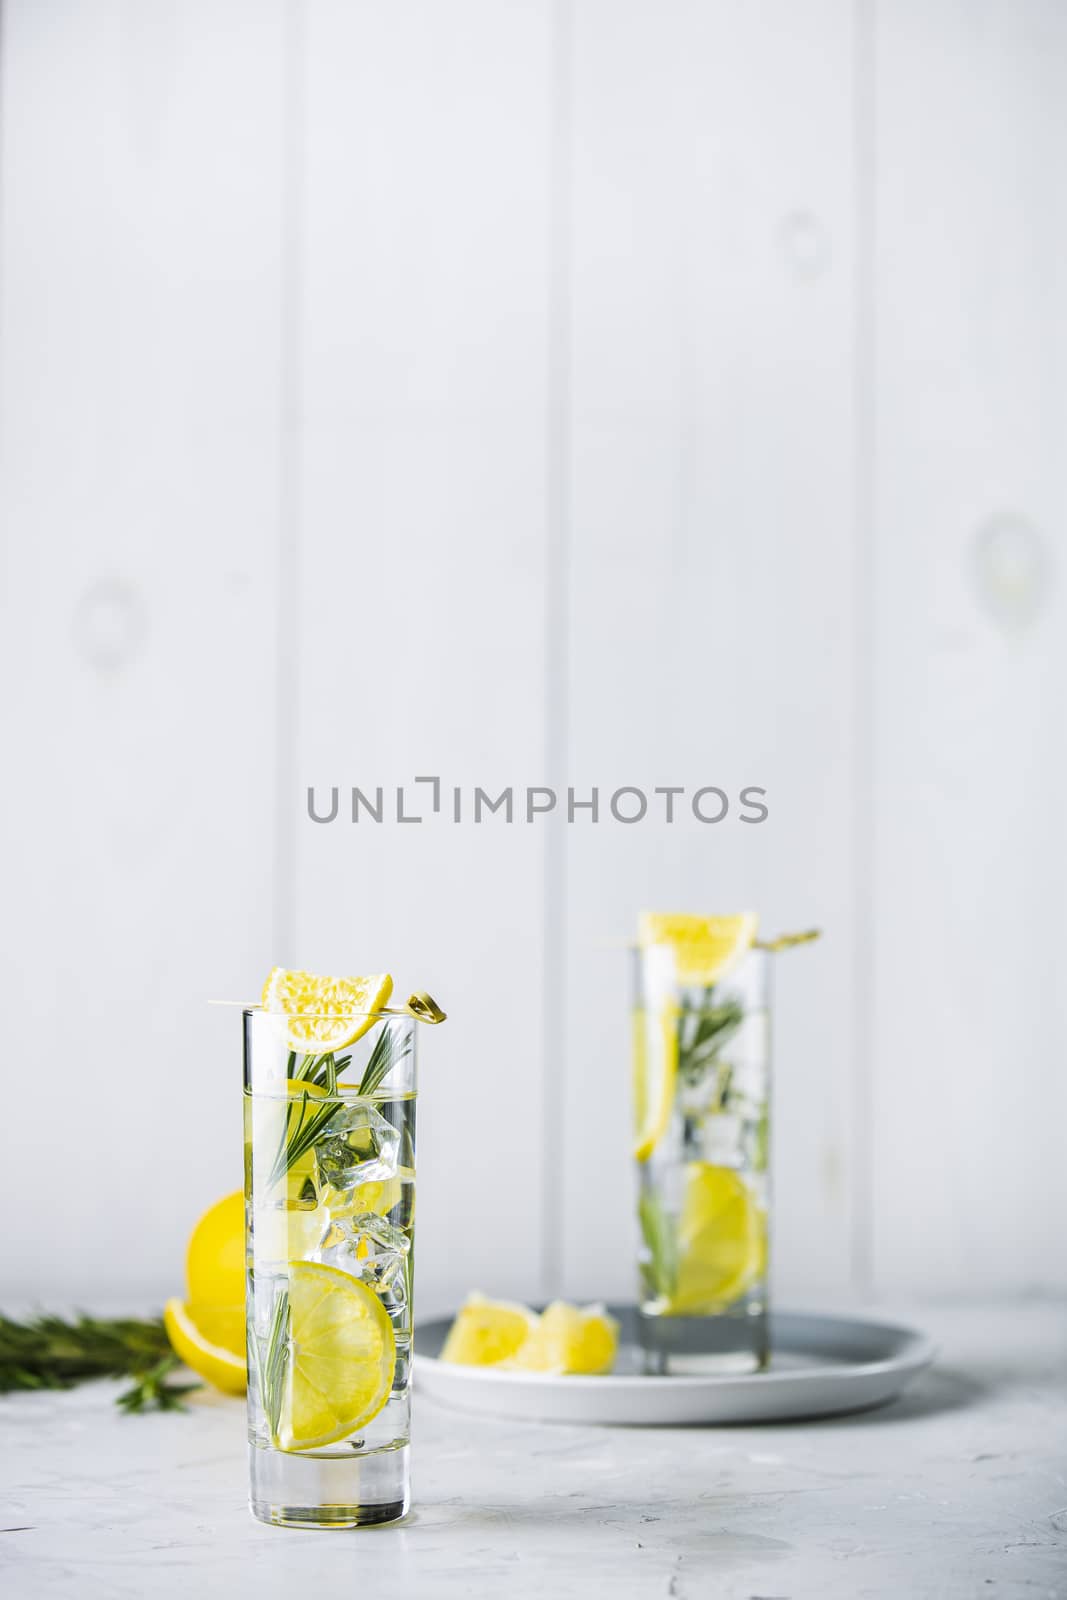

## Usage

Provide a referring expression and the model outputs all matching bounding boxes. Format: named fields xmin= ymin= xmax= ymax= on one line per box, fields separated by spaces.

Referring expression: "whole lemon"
xmin=185 ymin=1190 xmax=245 ymax=1308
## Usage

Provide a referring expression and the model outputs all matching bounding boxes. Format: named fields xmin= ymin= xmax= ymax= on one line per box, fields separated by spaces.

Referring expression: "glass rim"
xmin=244 ymin=1080 xmax=417 ymax=1097
xmin=627 ymin=940 xmax=769 ymax=952
xmin=242 ymin=1005 xmax=412 ymax=1020
xmin=629 ymin=942 xmax=770 ymax=967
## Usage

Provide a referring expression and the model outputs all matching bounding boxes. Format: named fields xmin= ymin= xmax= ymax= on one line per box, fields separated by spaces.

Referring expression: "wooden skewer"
xmin=596 ymin=929 xmax=823 ymax=953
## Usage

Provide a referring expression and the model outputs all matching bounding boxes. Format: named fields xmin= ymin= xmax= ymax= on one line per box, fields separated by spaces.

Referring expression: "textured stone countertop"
xmin=2 ymin=1300 xmax=1064 ymax=1599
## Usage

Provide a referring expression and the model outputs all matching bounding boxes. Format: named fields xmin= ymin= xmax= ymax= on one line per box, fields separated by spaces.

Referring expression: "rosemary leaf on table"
xmin=0 ymin=1312 xmax=197 ymax=1413
xmin=118 ymin=1355 xmax=200 ymax=1414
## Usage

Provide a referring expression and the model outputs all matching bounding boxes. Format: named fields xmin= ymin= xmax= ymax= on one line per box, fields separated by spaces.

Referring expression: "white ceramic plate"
xmin=413 ymin=1308 xmax=936 ymax=1426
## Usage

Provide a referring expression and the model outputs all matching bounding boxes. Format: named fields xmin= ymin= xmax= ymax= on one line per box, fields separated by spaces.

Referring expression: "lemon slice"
xmin=638 ymin=912 xmax=758 ymax=985
xmin=262 ymin=967 xmax=393 ymax=1052
xmin=440 ymin=1293 xmax=538 ymax=1366
xmin=632 ymin=1003 xmax=678 ymax=1162
xmin=327 ymin=1170 xmax=411 ymax=1220
xmin=252 ymin=1199 xmax=327 ymax=1264
xmin=277 ymin=1262 xmax=396 ymax=1450
xmin=512 ymin=1301 xmax=619 ymax=1374
xmin=665 ymin=1162 xmax=766 ymax=1312
xmin=247 ymin=1078 xmax=330 ymax=1214
xmin=186 ymin=1191 xmax=245 ymax=1306
xmin=164 ymin=1299 xmax=247 ymax=1395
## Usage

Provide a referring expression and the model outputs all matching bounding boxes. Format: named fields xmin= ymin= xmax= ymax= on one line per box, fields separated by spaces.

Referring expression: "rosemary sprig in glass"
xmin=638 ymin=1188 xmax=678 ymax=1301
xmin=637 ymin=985 xmax=747 ymax=1294
xmin=267 ymin=1024 xmax=413 ymax=1187
xmin=256 ymin=1019 xmax=415 ymax=1424
xmin=676 ymin=988 xmax=744 ymax=1091
xmin=250 ymin=1279 xmax=291 ymax=1445
xmin=357 ymin=1022 xmax=412 ymax=1099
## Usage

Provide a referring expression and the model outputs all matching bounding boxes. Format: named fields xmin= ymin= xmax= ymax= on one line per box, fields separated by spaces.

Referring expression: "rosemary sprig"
xmin=286 ymin=1049 xmax=353 ymax=1091
xmin=398 ymin=1115 xmax=416 ymax=1176
xmin=638 ymin=1189 xmax=677 ymax=1301
xmin=266 ymin=1030 xmax=413 ymax=1190
xmin=266 ymin=1085 xmax=338 ymax=1190
xmin=676 ymin=989 xmax=744 ymax=1087
xmin=257 ymin=1283 xmax=290 ymax=1444
xmin=118 ymin=1356 xmax=199 ymax=1414
xmin=0 ymin=1312 xmax=196 ymax=1412
xmin=357 ymin=1023 xmax=412 ymax=1098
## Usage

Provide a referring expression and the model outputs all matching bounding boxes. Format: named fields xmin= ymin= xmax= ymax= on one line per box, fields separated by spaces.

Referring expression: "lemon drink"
xmin=244 ymin=969 xmax=429 ymax=1529
xmin=633 ymin=914 xmax=769 ymax=1374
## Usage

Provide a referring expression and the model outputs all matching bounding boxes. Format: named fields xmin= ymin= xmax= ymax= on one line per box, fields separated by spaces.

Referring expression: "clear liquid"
xmin=633 ymin=993 xmax=769 ymax=1372
xmin=243 ymin=1088 xmax=416 ymax=1470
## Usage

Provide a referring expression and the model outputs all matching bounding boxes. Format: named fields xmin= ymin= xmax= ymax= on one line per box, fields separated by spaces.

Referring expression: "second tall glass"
xmin=632 ymin=942 xmax=770 ymax=1374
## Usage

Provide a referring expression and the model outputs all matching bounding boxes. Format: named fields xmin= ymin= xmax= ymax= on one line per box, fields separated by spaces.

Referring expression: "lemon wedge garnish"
xmin=638 ymin=912 xmax=759 ymax=985
xmin=275 ymin=1262 xmax=396 ymax=1451
xmin=665 ymin=1162 xmax=766 ymax=1312
xmin=164 ymin=1300 xmax=246 ymax=1395
xmin=261 ymin=967 xmax=393 ymax=1052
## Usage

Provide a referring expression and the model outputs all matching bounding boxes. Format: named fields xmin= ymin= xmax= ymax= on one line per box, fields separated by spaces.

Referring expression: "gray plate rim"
xmin=414 ymin=1307 xmax=938 ymax=1393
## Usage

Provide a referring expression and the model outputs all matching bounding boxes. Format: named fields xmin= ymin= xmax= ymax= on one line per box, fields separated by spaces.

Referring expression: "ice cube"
xmin=314 ymin=1102 xmax=400 ymax=1191
xmin=392 ymin=1333 xmax=412 ymax=1389
xmin=318 ymin=1211 xmax=410 ymax=1295
xmin=318 ymin=1212 xmax=411 ymax=1323
xmin=702 ymin=1113 xmax=742 ymax=1163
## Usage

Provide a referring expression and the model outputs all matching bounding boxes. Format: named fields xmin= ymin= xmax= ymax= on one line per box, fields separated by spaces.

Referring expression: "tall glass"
xmin=244 ymin=1008 xmax=416 ymax=1527
xmin=632 ymin=944 xmax=770 ymax=1373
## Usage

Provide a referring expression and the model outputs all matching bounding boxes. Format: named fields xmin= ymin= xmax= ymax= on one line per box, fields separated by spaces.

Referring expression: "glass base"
xmin=249 ymin=1441 xmax=409 ymax=1529
xmin=638 ymin=1303 xmax=769 ymax=1376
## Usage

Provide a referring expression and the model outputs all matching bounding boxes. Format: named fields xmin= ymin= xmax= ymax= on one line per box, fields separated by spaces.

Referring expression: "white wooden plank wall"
xmin=1 ymin=0 xmax=1063 ymax=1305
xmin=291 ymin=0 xmax=554 ymax=1312
xmin=0 ymin=1 xmax=286 ymax=1300
xmin=558 ymin=0 xmax=860 ymax=1306
xmin=870 ymin=0 xmax=1067 ymax=1294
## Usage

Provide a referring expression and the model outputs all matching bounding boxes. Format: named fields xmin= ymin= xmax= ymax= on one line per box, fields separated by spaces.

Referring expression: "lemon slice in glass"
xmin=325 ymin=1170 xmax=412 ymax=1221
xmin=262 ymin=967 xmax=393 ymax=1052
xmin=632 ymin=1003 xmax=678 ymax=1162
xmin=277 ymin=1262 xmax=396 ymax=1451
xmin=638 ymin=912 xmax=759 ymax=985
xmin=666 ymin=1162 xmax=766 ymax=1312
xmin=246 ymin=1077 xmax=330 ymax=1216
